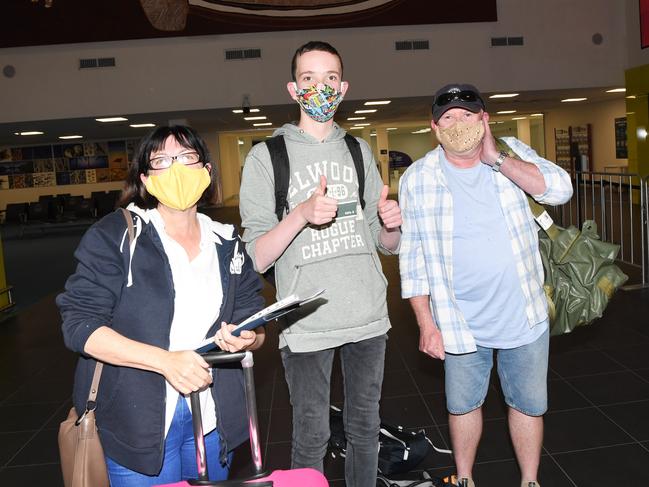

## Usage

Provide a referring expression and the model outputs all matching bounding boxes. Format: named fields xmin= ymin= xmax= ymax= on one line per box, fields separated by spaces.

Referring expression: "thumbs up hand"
xmin=377 ymin=185 xmax=402 ymax=229
xmin=299 ymin=175 xmax=338 ymax=225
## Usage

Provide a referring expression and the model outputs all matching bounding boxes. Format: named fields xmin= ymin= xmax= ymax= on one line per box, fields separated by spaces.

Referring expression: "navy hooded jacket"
xmin=57 ymin=207 xmax=264 ymax=475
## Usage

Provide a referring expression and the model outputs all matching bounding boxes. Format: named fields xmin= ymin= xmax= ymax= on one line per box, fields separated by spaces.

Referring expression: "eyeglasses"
xmin=434 ymin=90 xmax=483 ymax=108
xmin=148 ymin=152 xmax=201 ymax=170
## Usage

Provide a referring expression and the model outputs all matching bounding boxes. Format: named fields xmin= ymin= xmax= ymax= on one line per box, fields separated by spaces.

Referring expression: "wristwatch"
xmin=492 ymin=151 xmax=508 ymax=172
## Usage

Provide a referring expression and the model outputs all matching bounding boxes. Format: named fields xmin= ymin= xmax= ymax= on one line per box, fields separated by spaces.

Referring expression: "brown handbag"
xmin=58 ymin=360 xmax=109 ymax=487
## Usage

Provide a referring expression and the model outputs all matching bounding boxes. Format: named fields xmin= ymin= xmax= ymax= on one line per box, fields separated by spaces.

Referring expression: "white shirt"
xmin=149 ymin=209 xmax=223 ymax=437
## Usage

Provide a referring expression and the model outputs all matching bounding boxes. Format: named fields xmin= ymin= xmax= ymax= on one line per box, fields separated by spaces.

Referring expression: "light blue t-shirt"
xmin=441 ymin=153 xmax=545 ymax=349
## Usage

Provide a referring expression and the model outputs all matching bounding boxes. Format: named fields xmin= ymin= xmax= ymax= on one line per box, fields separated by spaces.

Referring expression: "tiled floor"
xmin=1 ymin=207 xmax=648 ymax=486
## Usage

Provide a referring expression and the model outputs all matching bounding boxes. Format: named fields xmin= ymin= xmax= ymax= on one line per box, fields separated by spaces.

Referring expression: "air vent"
xmin=412 ymin=40 xmax=430 ymax=50
xmin=395 ymin=41 xmax=413 ymax=51
xmin=79 ymin=58 xmax=98 ymax=69
xmin=395 ymin=40 xmax=429 ymax=51
xmin=491 ymin=36 xmax=524 ymax=47
xmin=97 ymin=57 xmax=116 ymax=67
xmin=79 ymin=57 xmax=116 ymax=69
xmin=225 ymin=48 xmax=262 ymax=61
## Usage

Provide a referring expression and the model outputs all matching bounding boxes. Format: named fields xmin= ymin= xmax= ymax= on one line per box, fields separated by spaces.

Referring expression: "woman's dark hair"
xmin=291 ymin=41 xmax=343 ymax=81
xmin=118 ymin=125 xmax=220 ymax=209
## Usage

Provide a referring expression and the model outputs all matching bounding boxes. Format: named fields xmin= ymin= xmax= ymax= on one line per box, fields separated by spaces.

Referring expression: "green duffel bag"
xmin=496 ymin=138 xmax=628 ymax=336
xmin=536 ymin=217 xmax=628 ymax=336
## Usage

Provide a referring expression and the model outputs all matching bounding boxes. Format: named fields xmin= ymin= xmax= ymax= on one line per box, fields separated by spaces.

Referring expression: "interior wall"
xmin=387 ymin=131 xmax=434 ymax=162
xmin=544 ymin=98 xmax=628 ymax=173
xmin=0 ymin=0 xmax=626 ymax=124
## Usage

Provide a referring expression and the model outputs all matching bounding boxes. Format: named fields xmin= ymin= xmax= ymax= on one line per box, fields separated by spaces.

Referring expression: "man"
xmin=239 ymin=41 xmax=402 ymax=487
xmin=399 ymin=84 xmax=572 ymax=487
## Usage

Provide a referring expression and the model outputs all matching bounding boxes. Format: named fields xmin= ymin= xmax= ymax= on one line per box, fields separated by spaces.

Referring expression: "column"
xmin=375 ymin=127 xmax=389 ymax=185
xmin=217 ymin=133 xmax=242 ymax=206
xmin=516 ymin=118 xmax=532 ymax=146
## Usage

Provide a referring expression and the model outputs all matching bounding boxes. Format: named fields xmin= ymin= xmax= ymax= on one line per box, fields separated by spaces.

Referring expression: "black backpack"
xmin=328 ymin=405 xmax=452 ymax=477
xmin=262 ymin=133 xmax=366 ymax=286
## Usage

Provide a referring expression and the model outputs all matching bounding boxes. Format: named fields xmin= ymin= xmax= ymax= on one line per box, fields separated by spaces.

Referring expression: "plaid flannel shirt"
xmin=398 ymin=137 xmax=573 ymax=354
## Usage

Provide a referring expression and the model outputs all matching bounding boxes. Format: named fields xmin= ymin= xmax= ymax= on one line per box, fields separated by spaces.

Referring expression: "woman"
xmin=57 ymin=125 xmax=265 ymax=486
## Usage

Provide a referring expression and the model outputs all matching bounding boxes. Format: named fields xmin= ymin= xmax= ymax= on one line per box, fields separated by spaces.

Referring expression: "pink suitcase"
xmin=155 ymin=350 xmax=329 ymax=486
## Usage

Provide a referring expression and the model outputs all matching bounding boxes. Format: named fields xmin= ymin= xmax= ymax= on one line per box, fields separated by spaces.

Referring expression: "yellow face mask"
xmin=144 ymin=163 xmax=211 ymax=211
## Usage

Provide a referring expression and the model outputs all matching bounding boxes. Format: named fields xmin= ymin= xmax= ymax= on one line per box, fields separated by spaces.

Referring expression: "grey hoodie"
xmin=240 ymin=122 xmax=394 ymax=352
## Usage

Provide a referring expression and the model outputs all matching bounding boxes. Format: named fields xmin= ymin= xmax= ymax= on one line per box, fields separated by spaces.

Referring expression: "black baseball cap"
xmin=432 ymin=84 xmax=486 ymax=122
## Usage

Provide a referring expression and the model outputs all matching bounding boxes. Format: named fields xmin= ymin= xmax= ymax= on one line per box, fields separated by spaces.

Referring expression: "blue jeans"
xmin=281 ymin=333 xmax=387 ymax=487
xmin=444 ymin=328 xmax=549 ymax=416
xmin=105 ymin=395 xmax=232 ymax=487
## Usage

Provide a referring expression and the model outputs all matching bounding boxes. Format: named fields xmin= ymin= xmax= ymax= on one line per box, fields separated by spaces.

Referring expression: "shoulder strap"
xmin=120 ymin=207 xmax=135 ymax=245
xmin=344 ymin=133 xmax=365 ymax=210
xmin=495 ymin=138 xmax=560 ymax=241
xmin=267 ymin=134 xmax=366 ymax=222
xmin=83 ymin=209 xmax=135 ymax=406
xmin=265 ymin=135 xmax=290 ymax=222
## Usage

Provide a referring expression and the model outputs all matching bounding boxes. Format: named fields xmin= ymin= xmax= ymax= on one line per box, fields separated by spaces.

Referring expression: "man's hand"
xmin=479 ymin=112 xmax=501 ymax=166
xmin=419 ymin=324 xmax=446 ymax=360
xmin=378 ymin=185 xmax=402 ymax=229
xmin=298 ymin=175 xmax=338 ymax=225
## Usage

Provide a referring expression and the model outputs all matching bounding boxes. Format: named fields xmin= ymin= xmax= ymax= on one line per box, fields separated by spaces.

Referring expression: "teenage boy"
xmin=239 ymin=41 xmax=402 ymax=487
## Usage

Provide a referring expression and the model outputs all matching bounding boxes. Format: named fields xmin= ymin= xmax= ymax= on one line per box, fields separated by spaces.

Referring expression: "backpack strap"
xmin=266 ymin=133 xmax=366 ymax=222
xmin=265 ymin=135 xmax=291 ymax=222
xmin=344 ymin=133 xmax=365 ymax=210
xmin=495 ymin=138 xmax=560 ymax=241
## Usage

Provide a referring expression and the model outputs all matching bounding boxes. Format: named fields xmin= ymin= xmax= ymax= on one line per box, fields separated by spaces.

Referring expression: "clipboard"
xmin=195 ymin=288 xmax=325 ymax=353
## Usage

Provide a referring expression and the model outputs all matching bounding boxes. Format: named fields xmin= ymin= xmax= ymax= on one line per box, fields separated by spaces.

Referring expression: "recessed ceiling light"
xmin=412 ymin=128 xmax=431 ymax=134
xmin=606 ymin=88 xmax=626 ymax=93
xmin=347 ymin=117 xmax=366 ymax=121
xmin=355 ymin=109 xmax=377 ymax=114
xmin=364 ymin=100 xmax=391 ymax=105
xmin=530 ymin=113 xmax=543 ymax=117
xmin=58 ymin=135 xmax=83 ymax=139
xmin=497 ymin=110 xmax=516 ymax=114
xmin=489 ymin=93 xmax=519 ymax=99
xmin=14 ymin=131 xmax=44 ymax=136
xmin=386 ymin=127 xmax=398 ymax=131
xmin=626 ymin=95 xmax=636 ymax=99
xmin=349 ymin=126 xmax=364 ymax=130
xmin=129 ymin=123 xmax=156 ymax=128
xmin=232 ymin=108 xmax=260 ymax=114
xmin=561 ymin=98 xmax=587 ymax=102
xmin=244 ymin=116 xmax=267 ymax=121
xmin=353 ymin=123 xmax=371 ymax=126
xmin=488 ymin=121 xmax=497 ymax=125
xmin=238 ymin=140 xmax=244 ymax=145
xmin=253 ymin=122 xmax=272 ymax=126
xmin=512 ymin=117 xmax=527 ymax=120
xmin=370 ymin=133 xmax=377 ymax=136
xmin=95 ymin=117 xmax=128 ymax=122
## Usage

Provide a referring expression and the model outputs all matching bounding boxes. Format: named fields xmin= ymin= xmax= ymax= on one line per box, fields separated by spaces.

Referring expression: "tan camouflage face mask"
xmin=436 ymin=119 xmax=485 ymax=154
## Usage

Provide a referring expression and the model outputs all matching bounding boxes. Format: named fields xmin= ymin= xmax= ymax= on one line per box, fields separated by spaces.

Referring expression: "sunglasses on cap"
xmin=434 ymin=90 xmax=483 ymax=107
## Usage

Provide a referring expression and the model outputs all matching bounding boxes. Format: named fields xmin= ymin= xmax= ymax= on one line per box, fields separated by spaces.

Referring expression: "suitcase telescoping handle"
xmin=188 ymin=351 xmax=270 ymax=486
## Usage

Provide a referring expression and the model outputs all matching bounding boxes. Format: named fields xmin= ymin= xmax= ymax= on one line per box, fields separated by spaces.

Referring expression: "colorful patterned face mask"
xmin=293 ymin=83 xmax=344 ymax=123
